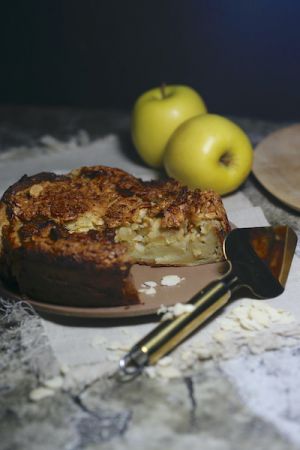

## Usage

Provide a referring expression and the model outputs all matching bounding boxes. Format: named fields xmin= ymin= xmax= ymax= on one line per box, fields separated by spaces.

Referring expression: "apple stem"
xmin=160 ymin=83 xmax=167 ymax=99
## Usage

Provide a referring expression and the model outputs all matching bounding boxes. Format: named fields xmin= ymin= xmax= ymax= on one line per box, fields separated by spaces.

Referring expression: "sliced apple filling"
xmin=114 ymin=217 xmax=224 ymax=265
xmin=64 ymin=211 xmax=224 ymax=266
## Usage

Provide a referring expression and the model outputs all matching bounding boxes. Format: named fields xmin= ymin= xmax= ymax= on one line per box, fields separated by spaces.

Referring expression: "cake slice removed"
xmin=0 ymin=165 xmax=230 ymax=307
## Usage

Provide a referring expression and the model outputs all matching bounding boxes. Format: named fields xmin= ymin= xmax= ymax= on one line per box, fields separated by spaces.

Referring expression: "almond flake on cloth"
xmin=29 ymin=387 xmax=56 ymax=402
xmin=43 ymin=376 xmax=64 ymax=390
xmin=157 ymin=303 xmax=195 ymax=321
xmin=184 ymin=301 xmax=300 ymax=363
xmin=145 ymin=365 xmax=182 ymax=380
xmin=142 ymin=300 xmax=300 ymax=379
xmin=216 ymin=300 xmax=296 ymax=333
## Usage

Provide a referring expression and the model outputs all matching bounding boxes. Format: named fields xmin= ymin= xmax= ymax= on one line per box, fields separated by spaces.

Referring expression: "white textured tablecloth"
xmin=41 ymin=197 xmax=300 ymax=373
xmin=0 ymin=133 xmax=299 ymax=376
xmin=2 ymin=133 xmax=300 ymax=445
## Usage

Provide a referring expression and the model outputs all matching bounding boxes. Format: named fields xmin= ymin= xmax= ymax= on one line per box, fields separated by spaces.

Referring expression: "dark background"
xmin=1 ymin=1 xmax=300 ymax=120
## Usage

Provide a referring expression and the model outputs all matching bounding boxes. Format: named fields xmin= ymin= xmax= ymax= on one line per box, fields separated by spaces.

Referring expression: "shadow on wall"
xmin=1 ymin=1 xmax=300 ymax=120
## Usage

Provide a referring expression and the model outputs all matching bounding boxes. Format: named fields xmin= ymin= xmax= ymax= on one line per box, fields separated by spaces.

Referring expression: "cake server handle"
xmin=119 ymin=268 xmax=239 ymax=378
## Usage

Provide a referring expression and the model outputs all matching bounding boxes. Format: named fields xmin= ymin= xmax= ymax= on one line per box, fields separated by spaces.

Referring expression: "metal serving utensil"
xmin=118 ymin=226 xmax=297 ymax=379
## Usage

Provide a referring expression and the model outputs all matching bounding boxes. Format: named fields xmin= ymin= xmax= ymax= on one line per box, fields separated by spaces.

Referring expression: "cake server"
xmin=118 ymin=225 xmax=297 ymax=378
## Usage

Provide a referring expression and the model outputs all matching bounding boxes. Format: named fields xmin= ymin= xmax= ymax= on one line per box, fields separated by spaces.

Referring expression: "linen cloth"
xmin=41 ymin=199 xmax=300 ymax=375
xmin=0 ymin=133 xmax=299 ymax=376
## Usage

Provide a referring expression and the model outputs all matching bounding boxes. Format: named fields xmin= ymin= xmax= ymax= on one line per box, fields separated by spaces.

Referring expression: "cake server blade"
xmin=118 ymin=225 xmax=297 ymax=378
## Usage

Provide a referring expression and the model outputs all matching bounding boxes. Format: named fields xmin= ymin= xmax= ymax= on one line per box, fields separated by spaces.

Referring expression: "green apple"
xmin=164 ymin=114 xmax=253 ymax=195
xmin=131 ymin=85 xmax=207 ymax=168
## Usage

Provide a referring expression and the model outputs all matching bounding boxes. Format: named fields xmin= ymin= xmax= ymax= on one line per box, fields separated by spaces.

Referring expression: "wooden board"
xmin=253 ymin=124 xmax=300 ymax=212
xmin=0 ymin=262 xmax=227 ymax=319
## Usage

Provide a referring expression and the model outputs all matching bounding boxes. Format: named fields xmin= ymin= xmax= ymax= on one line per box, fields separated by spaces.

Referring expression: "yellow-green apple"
xmin=164 ymin=114 xmax=253 ymax=195
xmin=131 ymin=85 xmax=207 ymax=168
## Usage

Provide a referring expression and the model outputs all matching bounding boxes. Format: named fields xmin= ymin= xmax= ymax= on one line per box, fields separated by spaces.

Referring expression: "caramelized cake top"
xmin=0 ymin=165 xmax=230 ymax=268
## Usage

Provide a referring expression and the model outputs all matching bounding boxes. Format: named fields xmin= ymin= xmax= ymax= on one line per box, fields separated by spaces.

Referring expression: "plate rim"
xmin=0 ymin=261 xmax=227 ymax=319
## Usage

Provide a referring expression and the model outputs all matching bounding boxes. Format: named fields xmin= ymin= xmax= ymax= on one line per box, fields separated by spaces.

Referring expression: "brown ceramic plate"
xmin=0 ymin=262 xmax=228 ymax=318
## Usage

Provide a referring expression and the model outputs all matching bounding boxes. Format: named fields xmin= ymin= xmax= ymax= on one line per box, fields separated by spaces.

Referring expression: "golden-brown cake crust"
xmin=0 ymin=166 xmax=230 ymax=307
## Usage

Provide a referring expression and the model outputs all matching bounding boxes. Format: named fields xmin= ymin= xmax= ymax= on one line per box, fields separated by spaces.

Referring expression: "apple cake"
xmin=0 ymin=165 xmax=230 ymax=307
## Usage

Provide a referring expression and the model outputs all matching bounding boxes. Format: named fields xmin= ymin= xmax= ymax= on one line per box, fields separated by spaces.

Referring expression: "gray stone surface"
xmin=1 ymin=301 xmax=298 ymax=450
xmin=0 ymin=107 xmax=300 ymax=450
